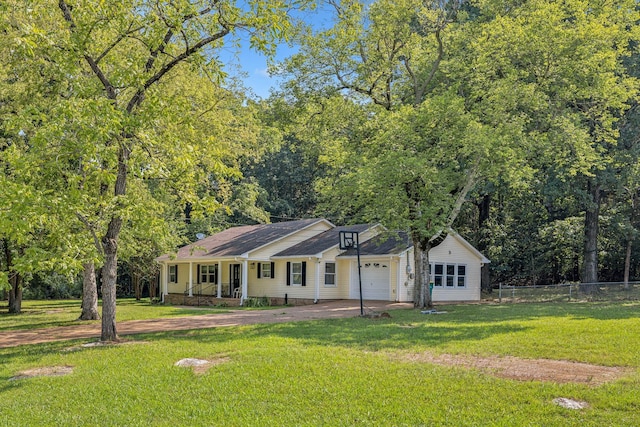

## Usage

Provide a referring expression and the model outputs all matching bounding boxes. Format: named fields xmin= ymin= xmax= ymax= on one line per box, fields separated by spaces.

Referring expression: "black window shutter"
xmin=271 ymin=262 xmax=275 ymax=279
xmin=175 ymin=265 xmax=178 ymax=283
xmin=197 ymin=264 xmax=201 ymax=284
xmin=301 ymin=261 xmax=307 ymax=286
xmin=286 ymin=262 xmax=291 ymax=286
xmin=257 ymin=263 xmax=261 ymax=279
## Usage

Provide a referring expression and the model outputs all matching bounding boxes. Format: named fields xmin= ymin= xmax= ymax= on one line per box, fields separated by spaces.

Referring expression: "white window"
xmin=169 ymin=265 xmax=177 ymax=283
xmin=457 ymin=265 xmax=466 ymax=287
xmin=261 ymin=263 xmax=272 ymax=278
xmin=431 ymin=263 xmax=467 ymax=288
xmin=433 ymin=264 xmax=443 ymax=287
xmin=446 ymin=264 xmax=455 ymax=287
xmin=200 ymin=265 xmax=217 ymax=283
xmin=325 ymin=262 xmax=336 ymax=286
xmin=292 ymin=262 xmax=303 ymax=286
xmin=286 ymin=261 xmax=306 ymax=286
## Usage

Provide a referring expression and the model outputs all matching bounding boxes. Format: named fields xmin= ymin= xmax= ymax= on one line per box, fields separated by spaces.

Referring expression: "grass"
xmin=1 ymin=301 xmax=639 ymax=426
xmin=0 ymin=298 xmax=242 ymax=332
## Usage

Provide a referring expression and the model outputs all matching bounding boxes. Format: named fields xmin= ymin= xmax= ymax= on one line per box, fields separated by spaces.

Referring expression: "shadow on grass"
xmin=0 ymin=339 xmax=81 ymax=371
xmin=136 ymin=312 xmax=528 ymax=353
xmin=437 ymin=301 xmax=640 ymax=323
xmin=134 ymin=301 xmax=640 ymax=353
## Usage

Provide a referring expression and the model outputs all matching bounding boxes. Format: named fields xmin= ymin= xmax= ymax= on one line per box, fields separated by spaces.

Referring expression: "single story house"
xmin=155 ymin=218 xmax=489 ymax=305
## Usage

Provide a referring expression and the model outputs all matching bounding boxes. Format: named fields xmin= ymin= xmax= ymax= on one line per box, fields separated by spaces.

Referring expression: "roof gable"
xmin=338 ymin=231 xmax=412 ymax=257
xmin=157 ymin=219 xmax=331 ymax=261
xmin=273 ymin=224 xmax=372 ymax=257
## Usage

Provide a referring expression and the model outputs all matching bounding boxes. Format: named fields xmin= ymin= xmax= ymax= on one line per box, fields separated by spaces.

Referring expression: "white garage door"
xmin=351 ymin=260 xmax=390 ymax=300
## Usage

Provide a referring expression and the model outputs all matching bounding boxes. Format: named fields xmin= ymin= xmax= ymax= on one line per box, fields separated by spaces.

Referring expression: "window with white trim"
xmin=292 ymin=262 xmax=303 ymax=286
xmin=200 ymin=264 xmax=217 ymax=283
xmin=324 ymin=262 xmax=336 ymax=286
xmin=286 ymin=261 xmax=306 ymax=286
xmin=433 ymin=264 xmax=443 ymax=287
xmin=457 ymin=265 xmax=466 ymax=287
xmin=169 ymin=265 xmax=177 ymax=283
xmin=446 ymin=264 xmax=455 ymax=287
xmin=261 ymin=262 xmax=272 ymax=278
xmin=431 ymin=263 xmax=467 ymax=288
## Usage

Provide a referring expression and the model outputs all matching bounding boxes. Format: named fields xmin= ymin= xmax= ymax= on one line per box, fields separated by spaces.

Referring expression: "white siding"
xmin=429 ymin=235 xmax=482 ymax=302
xmin=249 ymin=259 xmax=317 ymax=300
xmin=397 ymin=250 xmax=414 ymax=302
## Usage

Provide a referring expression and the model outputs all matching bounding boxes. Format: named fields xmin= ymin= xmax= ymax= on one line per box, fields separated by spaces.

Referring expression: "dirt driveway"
xmin=0 ymin=300 xmax=412 ymax=348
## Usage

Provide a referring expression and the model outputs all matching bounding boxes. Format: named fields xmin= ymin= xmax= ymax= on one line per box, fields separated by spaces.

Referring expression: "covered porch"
xmin=159 ymin=259 xmax=251 ymax=304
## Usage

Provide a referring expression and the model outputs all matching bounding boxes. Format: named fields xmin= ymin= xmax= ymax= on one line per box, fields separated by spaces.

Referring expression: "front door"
xmin=230 ymin=264 xmax=241 ymax=296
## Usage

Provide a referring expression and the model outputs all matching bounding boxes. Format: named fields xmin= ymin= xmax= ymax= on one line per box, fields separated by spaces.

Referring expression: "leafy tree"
xmin=282 ymin=0 xmax=525 ymax=307
xmin=2 ymin=0 xmax=306 ymax=340
xmin=467 ymin=0 xmax=639 ymax=289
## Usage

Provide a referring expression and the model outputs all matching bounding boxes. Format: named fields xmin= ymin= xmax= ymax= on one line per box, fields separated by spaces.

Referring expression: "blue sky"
xmin=219 ymin=5 xmax=338 ymax=99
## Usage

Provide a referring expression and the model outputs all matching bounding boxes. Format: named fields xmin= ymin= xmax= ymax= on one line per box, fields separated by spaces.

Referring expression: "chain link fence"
xmin=489 ymin=282 xmax=640 ymax=303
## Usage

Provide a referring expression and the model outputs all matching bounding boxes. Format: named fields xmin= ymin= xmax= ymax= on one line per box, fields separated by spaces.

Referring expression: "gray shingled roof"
xmin=337 ymin=231 xmax=411 ymax=257
xmin=273 ymin=224 xmax=372 ymax=257
xmin=156 ymin=218 xmax=326 ymax=260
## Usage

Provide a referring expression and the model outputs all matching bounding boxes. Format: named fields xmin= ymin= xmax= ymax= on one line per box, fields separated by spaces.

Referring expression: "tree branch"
xmin=58 ymin=0 xmax=118 ymax=100
xmin=126 ymin=27 xmax=231 ymax=113
xmin=416 ymin=29 xmax=444 ymax=104
xmin=96 ymin=23 xmax=145 ymax=65
xmin=76 ymin=212 xmax=105 ymax=256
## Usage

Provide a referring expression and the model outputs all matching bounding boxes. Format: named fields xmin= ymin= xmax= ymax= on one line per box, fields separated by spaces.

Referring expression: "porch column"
xmin=188 ymin=261 xmax=193 ymax=297
xmin=217 ymin=261 xmax=222 ymax=298
xmin=315 ymin=258 xmax=321 ymax=303
xmin=395 ymin=257 xmax=401 ymax=302
xmin=162 ymin=262 xmax=168 ymax=303
xmin=241 ymin=259 xmax=248 ymax=304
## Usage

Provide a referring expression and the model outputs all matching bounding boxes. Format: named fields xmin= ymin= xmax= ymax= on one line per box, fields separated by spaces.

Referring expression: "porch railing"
xmin=182 ymin=282 xmax=240 ymax=306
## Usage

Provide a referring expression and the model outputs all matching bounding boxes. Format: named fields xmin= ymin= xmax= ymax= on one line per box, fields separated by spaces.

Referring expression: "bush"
xmin=243 ymin=296 xmax=270 ymax=308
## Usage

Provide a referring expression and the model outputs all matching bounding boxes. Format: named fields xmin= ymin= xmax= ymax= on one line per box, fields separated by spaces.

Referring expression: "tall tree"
xmin=2 ymin=0 xmax=305 ymax=340
xmin=282 ymin=0 xmax=524 ymax=307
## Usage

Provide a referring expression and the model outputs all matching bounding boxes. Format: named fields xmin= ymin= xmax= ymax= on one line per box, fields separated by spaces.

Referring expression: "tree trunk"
xmin=413 ymin=236 xmax=433 ymax=309
xmin=133 ymin=271 xmax=141 ymax=301
xmin=79 ymin=262 xmax=100 ymax=320
xmin=624 ymin=239 xmax=632 ymax=290
xmin=3 ymin=239 xmax=22 ymax=314
xmin=150 ymin=271 xmax=158 ymax=301
xmin=581 ymin=181 xmax=601 ymax=294
xmin=101 ymin=221 xmax=121 ymax=342
xmin=100 ymin=145 xmax=128 ymax=342
xmin=8 ymin=273 xmax=23 ymax=314
xmin=477 ymin=194 xmax=491 ymax=293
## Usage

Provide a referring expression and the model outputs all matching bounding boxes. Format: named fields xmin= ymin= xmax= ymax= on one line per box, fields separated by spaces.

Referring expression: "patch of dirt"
xmin=10 ymin=366 xmax=73 ymax=381
xmin=363 ymin=311 xmax=391 ymax=319
xmin=175 ymin=356 xmax=231 ymax=374
xmin=403 ymin=352 xmax=631 ymax=385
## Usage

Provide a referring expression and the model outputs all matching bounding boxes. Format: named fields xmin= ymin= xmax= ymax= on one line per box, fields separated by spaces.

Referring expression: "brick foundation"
xmin=163 ymin=294 xmax=328 ymax=307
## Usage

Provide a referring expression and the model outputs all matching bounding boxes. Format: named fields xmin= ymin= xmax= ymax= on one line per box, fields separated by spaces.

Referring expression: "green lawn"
xmin=1 ymin=301 xmax=639 ymax=426
xmin=0 ymin=298 xmax=238 ymax=331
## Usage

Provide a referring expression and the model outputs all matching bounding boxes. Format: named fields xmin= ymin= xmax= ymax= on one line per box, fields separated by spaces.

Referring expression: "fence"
xmin=493 ymin=282 xmax=640 ymax=303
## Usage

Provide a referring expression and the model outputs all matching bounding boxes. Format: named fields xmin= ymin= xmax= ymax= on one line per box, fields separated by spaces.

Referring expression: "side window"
xmin=169 ymin=265 xmax=177 ymax=283
xmin=286 ymin=262 xmax=306 ymax=286
xmin=457 ymin=265 xmax=466 ymax=287
xmin=433 ymin=264 xmax=443 ymax=287
xmin=446 ymin=264 xmax=455 ymax=287
xmin=261 ymin=263 xmax=272 ymax=278
xmin=325 ymin=262 xmax=336 ymax=286
xmin=292 ymin=262 xmax=303 ymax=285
